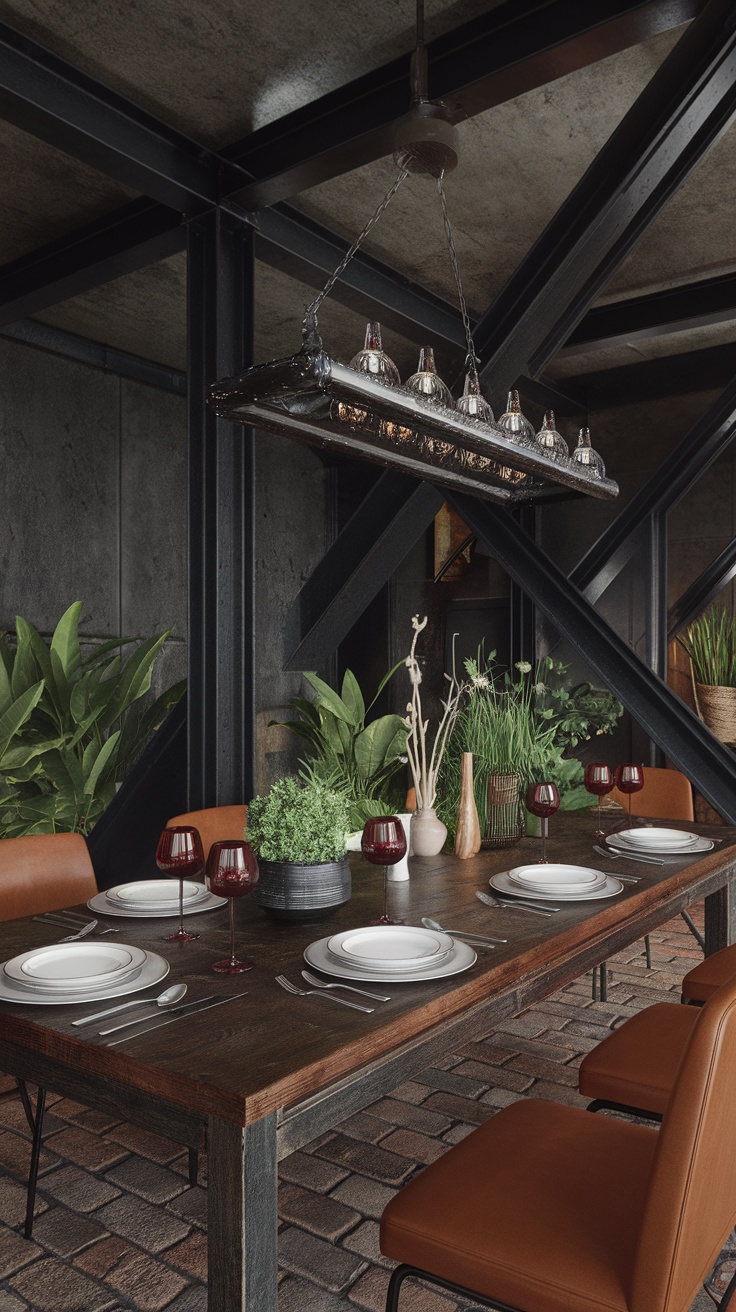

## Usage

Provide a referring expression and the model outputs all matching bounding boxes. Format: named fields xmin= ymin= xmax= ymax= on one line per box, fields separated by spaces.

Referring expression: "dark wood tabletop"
xmin=0 ymin=814 xmax=734 ymax=1130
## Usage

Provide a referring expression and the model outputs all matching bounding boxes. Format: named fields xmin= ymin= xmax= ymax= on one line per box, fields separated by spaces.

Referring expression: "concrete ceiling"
xmin=1 ymin=4 xmax=736 ymax=384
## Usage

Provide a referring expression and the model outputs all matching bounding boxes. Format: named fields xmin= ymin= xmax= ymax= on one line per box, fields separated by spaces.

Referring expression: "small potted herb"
xmin=245 ymin=776 xmax=351 ymax=922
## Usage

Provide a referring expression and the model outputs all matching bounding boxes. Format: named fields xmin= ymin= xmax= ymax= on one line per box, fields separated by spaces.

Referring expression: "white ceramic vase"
xmin=386 ymin=812 xmax=413 ymax=881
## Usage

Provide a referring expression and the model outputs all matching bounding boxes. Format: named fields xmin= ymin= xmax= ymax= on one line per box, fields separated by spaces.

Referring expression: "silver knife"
xmin=106 ymin=992 xmax=247 ymax=1046
xmin=100 ymin=995 xmax=217 ymax=1035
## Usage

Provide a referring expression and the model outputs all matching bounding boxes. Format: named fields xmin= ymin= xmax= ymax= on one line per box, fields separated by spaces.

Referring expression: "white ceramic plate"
xmin=327 ymin=925 xmax=453 ymax=968
xmin=615 ymin=827 xmax=698 ymax=849
xmin=509 ymin=863 xmax=605 ymax=891
xmin=0 ymin=951 xmax=169 ymax=1005
xmin=88 ymin=888 xmax=226 ymax=918
xmin=110 ymin=880 xmax=204 ymax=907
xmin=606 ymin=832 xmax=713 ymax=856
xmin=5 ymin=942 xmax=147 ymax=988
xmin=305 ymin=936 xmax=476 ymax=983
xmin=490 ymin=871 xmax=623 ymax=901
xmin=16 ymin=963 xmax=146 ymax=994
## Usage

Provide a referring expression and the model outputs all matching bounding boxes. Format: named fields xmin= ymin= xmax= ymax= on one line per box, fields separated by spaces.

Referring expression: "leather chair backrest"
xmin=631 ymin=974 xmax=736 ymax=1312
xmin=610 ymin=766 xmax=694 ymax=822
xmin=166 ymin=805 xmax=248 ymax=860
xmin=0 ymin=832 xmax=98 ymax=921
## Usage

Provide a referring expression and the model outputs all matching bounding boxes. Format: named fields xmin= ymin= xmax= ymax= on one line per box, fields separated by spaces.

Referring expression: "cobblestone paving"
xmin=0 ymin=907 xmax=723 ymax=1311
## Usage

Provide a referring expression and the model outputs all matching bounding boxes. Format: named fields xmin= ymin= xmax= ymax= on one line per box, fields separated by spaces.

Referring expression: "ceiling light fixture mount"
xmin=392 ymin=0 xmax=459 ymax=178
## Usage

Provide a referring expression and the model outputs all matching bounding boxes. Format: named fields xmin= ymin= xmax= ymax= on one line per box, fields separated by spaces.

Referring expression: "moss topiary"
xmin=245 ymin=776 xmax=349 ymax=864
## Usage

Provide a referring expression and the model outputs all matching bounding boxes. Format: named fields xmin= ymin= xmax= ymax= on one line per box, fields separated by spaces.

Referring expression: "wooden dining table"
xmin=0 ymin=814 xmax=735 ymax=1311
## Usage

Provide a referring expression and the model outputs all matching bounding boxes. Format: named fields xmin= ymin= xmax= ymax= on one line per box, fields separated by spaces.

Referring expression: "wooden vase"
xmin=454 ymin=753 xmax=481 ymax=860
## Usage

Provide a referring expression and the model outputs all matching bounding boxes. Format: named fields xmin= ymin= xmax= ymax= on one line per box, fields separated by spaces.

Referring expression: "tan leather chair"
xmin=381 ymin=973 xmax=736 ymax=1312
xmin=0 ymin=832 xmax=97 ymax=921
xmin=166 ymin=805 xmax=247 ymax=860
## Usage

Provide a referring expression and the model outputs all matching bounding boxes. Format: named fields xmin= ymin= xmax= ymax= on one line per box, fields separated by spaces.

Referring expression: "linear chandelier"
xmin=208 ymin=3 xmax=618 ymax=508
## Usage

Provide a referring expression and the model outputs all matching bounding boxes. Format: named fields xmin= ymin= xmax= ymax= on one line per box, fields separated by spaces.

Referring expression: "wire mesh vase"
xmin=482 ymin=772 xmax=524 ymax=849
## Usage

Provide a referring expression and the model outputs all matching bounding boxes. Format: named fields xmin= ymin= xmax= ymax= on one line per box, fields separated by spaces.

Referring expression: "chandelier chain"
xmin=437 ymin=171 xmax=480 ymax=391
xmin=302 ymin=169 xmax=409 ymax=347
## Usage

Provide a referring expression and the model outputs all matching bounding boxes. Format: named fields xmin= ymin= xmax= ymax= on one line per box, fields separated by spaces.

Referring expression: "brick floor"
xmin=0 ymin=905 xmax=726 ymax=1310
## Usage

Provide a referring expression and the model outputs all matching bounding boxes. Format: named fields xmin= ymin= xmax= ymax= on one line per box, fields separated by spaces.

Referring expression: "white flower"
xmin=534 ymin=682 xmax=546 ymax=694
xmin=472 ymin=673 xmax=490 ymax=690
xmin=398 ymin=755 xmax=408 ymax=764
xmin=515 ymin=661 xmax=532 ymax=674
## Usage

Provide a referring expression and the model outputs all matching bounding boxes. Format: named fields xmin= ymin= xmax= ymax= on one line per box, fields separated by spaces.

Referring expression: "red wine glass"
xmin=206 ymin=841 xmax=259 ymax=974
xmin=361 ymin=817 xmax=408 ymax=925
xmin=155 ymin=826 xmax=205 ymax=943
xmin=615 ymin=763 xmax=645 ymax=825
xmin=525 ymin=782 xmax=560 ymax=864
xmin=584 ymin=763 xmax=614 ymax=839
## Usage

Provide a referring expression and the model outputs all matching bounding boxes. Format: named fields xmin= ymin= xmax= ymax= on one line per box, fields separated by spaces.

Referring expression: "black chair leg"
xmin=720 ymin=1266 xmax=736 ymax=1310
xmin=188 ymin=1148 xmax=198 ymax=1186
xmin=24 ymin=1086 xmax=46 ymax=1240
xmin=644 ymin=935 xmax=652 ymax=970
xmin=386 ymin=1264 xmax=412 ymax=1311
xmin=15 ymin=1079 xmax=36 ymax=1136
xmin=599 ymin=963 xmax=608 ymax=1002
xmin=680 ymin=908 xmax=706 ymax=953
xmin=591 ymin=968 xmax=597 ymax=1001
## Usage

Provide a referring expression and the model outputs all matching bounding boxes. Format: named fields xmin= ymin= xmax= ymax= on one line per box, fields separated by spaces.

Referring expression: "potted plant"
xmin=245 ymin=776 xmax=351 ymax=922
xmin=679 ymin=607 xmax=736 ymax=744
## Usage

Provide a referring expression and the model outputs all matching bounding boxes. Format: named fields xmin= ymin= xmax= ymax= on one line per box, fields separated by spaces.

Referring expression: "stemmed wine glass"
xmin=361 ymin=817 xmax=408 ymax=925
xmin=525 ymin=783 xmax=560 ymax=865
xmin=615 ymin=763 xmax=645 ymax=825
xmin=584 ymin=763 xmax=614 ymax=839
xmin=155 ymin=826 xmax=205 ymax=943
xmin=206 ymin=841 xmax=259 ymax=974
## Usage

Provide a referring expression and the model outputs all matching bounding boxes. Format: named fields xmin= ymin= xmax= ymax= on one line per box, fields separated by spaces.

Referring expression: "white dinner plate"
xmin=305 ymin=936 xmax=476 ymax=983
xmin=16 ymin=963 xmax=146 ymax=994
xmin=109 ymin=880 xmax=205 ymax=907
xmin=88 ymin=887 xmax=227 ymax=918
xmin=490 ymin=871 xmax=623 ymax=901
xmin=606 ymin=832 xmax=713 ymax=856
xmin=4 ymin=942 xmax=147 ymax=988
xmin=615 ymin=827 xmax=699 ymax=849
xmin=0 ymin=950 xmax=169 ymax=1005
xmin=509 ymin=863 xmax=606 ymax=892
xmin=327 ymin=925 xmax=453 ymax=969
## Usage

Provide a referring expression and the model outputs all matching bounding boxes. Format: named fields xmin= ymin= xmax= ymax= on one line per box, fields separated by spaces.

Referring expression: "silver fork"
xmin=476 ymin=891 xmax=553 ymax=918
xmin=275 ymin=974 xmax=374 ymax=1013
xmin=593 ymin=844 xmax=664 ymax=867
xmin=59 ymin=919 xmax=98 ymax=942
xmin=301 ymin=969 xmax=390 ymax=1002
xmin=34 ymin=913 xmax=119 ymax=934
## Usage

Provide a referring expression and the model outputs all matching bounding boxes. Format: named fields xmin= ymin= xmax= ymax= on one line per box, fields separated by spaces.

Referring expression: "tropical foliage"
xmin=0 ymin=603 xmax=185 ymax=837
xmin=680 ymin=607 xmax=736 ymax=688
xmin=246 ymin=776 xmax=349 ymax=864
xmin=271 ymin=666 xmax=407 ymax=829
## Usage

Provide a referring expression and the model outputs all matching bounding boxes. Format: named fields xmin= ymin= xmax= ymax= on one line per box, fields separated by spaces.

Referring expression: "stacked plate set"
xmin=88 ymin=879 xmax=226 ymax=918
xmin=605 ymin=827 xmax=713 ymax=857
xmin=305 ymin=924 xmax=477 ymax=983
xmin=0 ymin=941 xmax=170 ymax=1005
xmin=490 ymin=862 xmax=623 ymax=901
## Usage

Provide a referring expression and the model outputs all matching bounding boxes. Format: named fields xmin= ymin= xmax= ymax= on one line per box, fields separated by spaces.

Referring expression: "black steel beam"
xmin=187 ymin=210 xmax=256 ymax=807
xmin=668 ymin=538 xmax=736 ymax=639
xmin=563 ymin=270 xmax=736 ymax=356
xmin=568 ymin=341 xmax=736 ymax=408
xmin=446 ymin=492 xmax=736 ymax=823
xmin=227 ymin=0 xmax=700 ymax=210
xmin=0 ymin=317 xmax=185 ymax=394
xmin=473 ymin=0 xmax=736 ymax=405
xmin=285 ymin=473 xmax=444 ymax=670
xmin=571 ymin=372 xmax=736 ymax=602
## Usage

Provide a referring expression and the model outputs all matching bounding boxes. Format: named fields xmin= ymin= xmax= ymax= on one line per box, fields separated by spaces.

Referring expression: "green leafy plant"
xmin=0 ymin=602 xmax=185 ymax=836
xmin=245 ymin=776 xmax=350 ymax=864
xmin=271 ymin=666 xmax=407 ymax=829
xmin=679 ymin=607 xmax=736 ymax=688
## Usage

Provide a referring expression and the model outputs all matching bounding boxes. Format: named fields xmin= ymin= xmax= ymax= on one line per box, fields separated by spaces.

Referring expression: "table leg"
xmin=207 ymin=1112 xmax=278 ymax=1312
xmin=704 ymin=876 xmax=736 ymax=955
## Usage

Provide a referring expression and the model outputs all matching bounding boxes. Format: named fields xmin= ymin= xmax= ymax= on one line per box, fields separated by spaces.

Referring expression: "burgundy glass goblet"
xmin=155 ymin=826 xmax=205 ymax=943
xmin=584 ymin=763 xmax=614 ymax=839
xmin=525 ymin=782 xmax=560 ymax=864
xmin=206 ymin=841 xmax=259 ymax=974
xmin=615 ymin=763 xmax=645 ymax=824
xmin=361 ymin=817 xmax=408 ymax=925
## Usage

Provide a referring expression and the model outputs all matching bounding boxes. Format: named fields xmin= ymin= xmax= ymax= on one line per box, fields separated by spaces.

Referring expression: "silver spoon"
xmin=421 ymin=917 xmax=506 ymax=945
xmin=475 ymin=891 xmax=553 ymax=918
xmin=71 ymin=982 xmax=188 ymax=1027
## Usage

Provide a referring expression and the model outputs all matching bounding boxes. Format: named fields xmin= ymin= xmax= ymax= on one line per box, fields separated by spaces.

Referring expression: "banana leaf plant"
xmin=0 ymin=602 xmax=185 ymax=837
xmin=270 ymin=666 xmax=408 ymax=830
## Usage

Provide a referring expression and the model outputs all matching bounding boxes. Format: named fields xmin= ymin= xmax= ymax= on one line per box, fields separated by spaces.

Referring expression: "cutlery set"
xmin=33 ymin=910 xmax=120 ymax=939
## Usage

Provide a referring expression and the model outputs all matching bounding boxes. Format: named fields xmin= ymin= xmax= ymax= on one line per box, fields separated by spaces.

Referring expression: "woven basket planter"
xmin=694 ymin=682 xmax=736 ymax=745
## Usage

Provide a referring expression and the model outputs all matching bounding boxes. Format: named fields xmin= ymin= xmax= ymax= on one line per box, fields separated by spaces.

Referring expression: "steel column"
xmin=446 ymin=493 xmax=736 ymax=824
xmin=187 ymin=211 xmax=256 ymax=808
xmin=669 ymin=537 xmax=736 ymax=640
xmin=510 ymin=506 xmax=537 ymax=669
xmin=646 ymin=512 xmax=668 ymax=767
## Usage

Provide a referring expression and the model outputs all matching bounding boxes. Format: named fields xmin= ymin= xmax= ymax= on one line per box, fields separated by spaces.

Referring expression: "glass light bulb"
xmin=497 ymin=389 xmax=535 ymax=445
xmin=456 ymin=373 xmax=495 ymax=423
xmin=535 ymin=410 xmax=569 ymax=462
xmin=405 ymin=346 xmax=454 ymax=408
xmin=348 ymin=321 xmax=401 ymax=384
xmin=572 ymin=426 xmax=606 ymax=478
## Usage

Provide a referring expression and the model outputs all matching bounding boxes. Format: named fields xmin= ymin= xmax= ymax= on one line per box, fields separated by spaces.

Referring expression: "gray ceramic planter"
xmin=257 ymin=856 xmax=351 ymax=923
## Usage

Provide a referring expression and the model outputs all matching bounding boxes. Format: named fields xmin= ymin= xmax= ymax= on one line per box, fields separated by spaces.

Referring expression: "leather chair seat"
xmin=166 ymin=805 xmax=248 ymax=860
xmin=682 ymin=945 xmax=736 ymax=1003
xmin=0 ymin=832 xmax=97 ymax=920
xmin=380 ymin=1098 xmax=658 ymax=1312
xmin=578 ymin=1003 xmax=698 ymax=1116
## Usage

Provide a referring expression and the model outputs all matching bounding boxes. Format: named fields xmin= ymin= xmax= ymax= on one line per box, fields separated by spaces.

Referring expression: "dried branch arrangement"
xmin=404 ymin=615 xmax=465 ymax=810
